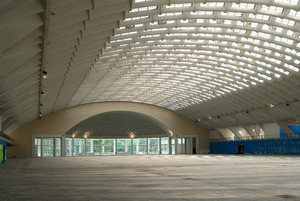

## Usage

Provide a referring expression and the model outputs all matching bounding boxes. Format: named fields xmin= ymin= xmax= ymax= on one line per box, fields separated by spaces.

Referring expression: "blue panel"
xmin=210 ymin=138 xmax=300 ymax=155
xmin=289 ymin=125 xmax=300 ymax=135
xmin=280 ymin=125 xmax=300 ymax=137
xmin=280 ymin=128 xmax=287 ymax=138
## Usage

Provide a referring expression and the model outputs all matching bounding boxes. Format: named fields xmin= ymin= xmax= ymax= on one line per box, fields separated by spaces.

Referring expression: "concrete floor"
xmin=0 ymin=155 xmax=300 ymax=201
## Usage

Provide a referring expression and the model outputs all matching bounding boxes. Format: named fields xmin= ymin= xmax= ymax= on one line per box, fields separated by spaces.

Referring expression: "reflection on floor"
xmin=1 ymin=155 xmax=300 ymax=201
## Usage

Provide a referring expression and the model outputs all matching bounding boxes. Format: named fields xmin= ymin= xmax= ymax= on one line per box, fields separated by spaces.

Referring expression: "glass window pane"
xmin=102 ymin=139 xmax=115 ymax=155
xmin=133 ymin=138 xmax=147 ymax=155
xmin=92 ymin=139 xmax=101 ymax=156
xmin=148 ymin=138 xmax=159 ymax=154
xmin=43 ymin=138 xmax=54 ymax=157
xmin=34 ymin=138 xmax=42 ymax=157
xmin=65 ymin=138 xmax=73 ymax=156
xmin=73 ymin=139 xmax=85 ymax=156
xmin=161 ymin=137 xmax=169 ymax=154
xmin=125 ymin=139 xmax=132 ymax=153
xmin=171 ymin=138 xmax=175 ymax=154
xmin=55 ymin=138 xmax=61 ymax=157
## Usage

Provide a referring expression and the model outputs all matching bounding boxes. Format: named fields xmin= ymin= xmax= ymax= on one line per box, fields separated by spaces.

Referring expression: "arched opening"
xmin=32 ymin=110 xmax=203 ymax=157
xmin=63 ymin=111 xmax=174 ymax=156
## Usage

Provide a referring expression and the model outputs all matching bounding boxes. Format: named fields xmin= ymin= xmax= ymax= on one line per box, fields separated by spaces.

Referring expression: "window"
xmin=102 ymin=139 xmax=115 ymax=155
xmin=161 ymin=137 xmax=169 ymax=154
xmin=55 ymin=138 xmax=61 ymax=157
xmin=73 ymin=138 xmax=85 ymax=156
xmin=117 ymin=139 xmax=126 ymax=153
xmin=85 ymin=139 xmax=101 ymax=156
xmin=65 ymin=138 xmax=72 ymax=156
xmin=171 ymin=138 xmax=176 ymax=154
xmin=148 ymin=138 xmax=159 ymax=154
xmin=133 ymin=138 xmax=147 ymax=154
xmin=34 ymin=138 xmax=42 ymax=157
xmin=43 ymin=138 xmax=54 ymax=157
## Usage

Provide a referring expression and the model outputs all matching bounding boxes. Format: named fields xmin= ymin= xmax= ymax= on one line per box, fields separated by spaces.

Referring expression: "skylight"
xmin=76 ymin=0 xmax=300 ymax=112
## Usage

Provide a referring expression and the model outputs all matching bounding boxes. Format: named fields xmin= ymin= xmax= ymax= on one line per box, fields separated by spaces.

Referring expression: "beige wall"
xmin=8 ymin=102 xmax=209 ymax=158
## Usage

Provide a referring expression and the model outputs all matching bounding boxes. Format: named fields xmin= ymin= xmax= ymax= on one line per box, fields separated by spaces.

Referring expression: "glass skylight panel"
xmin=124 ymin=15 xmax=149 ymax=21
xmin=250 ymin=22 xmax=258 ymax=28
xmin=249 ymin=14 xmax=270 ymax=20
xmin=200 ymin=2 xmax=224 ymax=7
xmin=225 ymin=85 xmax=237 ymax=91
xmin=286 ymin=30 xmax=296 ymax=37
xmin=275 ymin=18 xmax=295 ymax=26
xmin=261 ymin=5 xmax=283 ymax=13
xmin=158 ymin=12 xmax=182 ymax=17
xmin=232 ymin=3 xmax=255 ymax=9
xmin=274 ymin=0 xmax=299 ymax=5
xmin=262 ymin=24 xmax=270 ymax=30
xmin=285 ymin=48 xmax=297 ymax=56
xmin=285 ymin=55 xmax=292 ymax=60
xmin=275 ymin=27 xmax=283 ymax=33
xmin=88 ymin=2 xmax=300 ymax=110
xmin=166 ymin=3 xmax=191 ymax=8
xmin=274 ymin=36 xmax=294 ymax=45
xmin=265 ymin=57 xmax=281 ymax=64
xmin=258 ymin=73 xmax=272 ymax=81
xmin=193 ymin=11 xmax=214 ymax=15
xmin=284 ymin=63 xmax=299 ymax=72
xmin=289 ymin=9 xmax=300 ymax=18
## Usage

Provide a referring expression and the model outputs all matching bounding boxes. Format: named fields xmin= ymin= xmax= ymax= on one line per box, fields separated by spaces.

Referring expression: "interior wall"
xmin=7 ymin=102 xmax=209 ymax=158
xmin=210 ymin=138 xmax=300 ymax=155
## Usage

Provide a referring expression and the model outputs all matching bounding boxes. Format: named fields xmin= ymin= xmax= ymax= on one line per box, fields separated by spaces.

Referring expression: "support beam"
xmin=38 ymin=0 xmax=51 ymax=119
xmin=276 ymin=121 xmax=296 ymax=138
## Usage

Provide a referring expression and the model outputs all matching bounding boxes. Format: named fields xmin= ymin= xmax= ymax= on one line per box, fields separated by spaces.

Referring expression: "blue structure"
xmin=280 ymin=125 xmax=300 ymax=137
xmin=210 ymin=138 xmax=300 ymax=155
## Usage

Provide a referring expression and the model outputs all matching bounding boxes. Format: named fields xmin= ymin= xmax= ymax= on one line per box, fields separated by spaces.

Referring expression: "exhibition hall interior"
xmin=0 ymin=0 xmax=300 ymax=200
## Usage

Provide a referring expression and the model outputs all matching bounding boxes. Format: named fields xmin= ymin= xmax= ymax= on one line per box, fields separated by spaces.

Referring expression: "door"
xmin=192 ymin=137 xmax=197 ymax=154
xmin=185 ymin=138 xmax=192 ymax=154
xmin=237 ymin=145 xmax=244 ymax=154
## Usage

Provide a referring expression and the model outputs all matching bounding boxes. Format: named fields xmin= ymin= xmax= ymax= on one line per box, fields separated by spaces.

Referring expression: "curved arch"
xmin=67 ymin=111 xmax=170 ymax=138
xmin=8 ymin=102 xmax=209 ymax=158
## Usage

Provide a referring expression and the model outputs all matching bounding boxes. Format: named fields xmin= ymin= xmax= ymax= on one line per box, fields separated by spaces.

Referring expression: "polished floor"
xmin=0 ymin=155 xmax=300 ymax=201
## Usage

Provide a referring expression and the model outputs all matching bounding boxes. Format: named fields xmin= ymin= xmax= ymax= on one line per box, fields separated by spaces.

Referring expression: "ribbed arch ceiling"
xmin=1 ymin=0 xmax=300 ymax=134
xmin=69 ymin=0 xmax=300 ymax=113
xmin=66 ymin=111 xmax=169 ymax=138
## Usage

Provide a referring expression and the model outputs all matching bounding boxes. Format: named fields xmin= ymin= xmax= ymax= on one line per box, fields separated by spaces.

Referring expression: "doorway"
xmin=237 ymin=145 xmax=244 ymax=154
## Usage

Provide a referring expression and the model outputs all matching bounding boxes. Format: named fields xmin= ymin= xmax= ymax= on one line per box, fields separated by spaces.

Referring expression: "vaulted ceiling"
xmin=0 ymin=0 xmax=299 ymax=134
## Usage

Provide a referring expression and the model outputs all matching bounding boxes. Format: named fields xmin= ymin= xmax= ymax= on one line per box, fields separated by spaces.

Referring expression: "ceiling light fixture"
xmin=42 ymin=71 xmax=47 ymax=78
xmin=129 ymin=132 xmax=135 ymax=139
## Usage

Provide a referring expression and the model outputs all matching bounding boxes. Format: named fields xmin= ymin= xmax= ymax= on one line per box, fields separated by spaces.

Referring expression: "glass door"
xmin=185 ymin=137 xmax=192 ymax=154
xmin=161 ymin=137 xmax=169 ymax=154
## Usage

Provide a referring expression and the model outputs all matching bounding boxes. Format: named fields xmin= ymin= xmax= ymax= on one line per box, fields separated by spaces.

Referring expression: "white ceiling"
xmin=0 ymin=0 xmax=299 ymax=134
